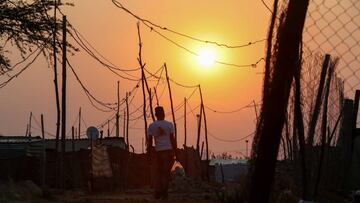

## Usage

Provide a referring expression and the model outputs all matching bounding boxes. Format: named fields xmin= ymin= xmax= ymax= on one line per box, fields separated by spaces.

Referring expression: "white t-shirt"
xmin=147 ymin=120 xmax=174 ymax=151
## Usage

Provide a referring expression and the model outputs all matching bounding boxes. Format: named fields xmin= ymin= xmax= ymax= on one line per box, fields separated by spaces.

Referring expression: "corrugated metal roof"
xmin=0 ymin=136 xmax=126 ymax=158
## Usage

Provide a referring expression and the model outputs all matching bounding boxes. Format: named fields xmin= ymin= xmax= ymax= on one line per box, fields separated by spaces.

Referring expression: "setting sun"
xmin=197 ymin=49 xmax=216 ymax=67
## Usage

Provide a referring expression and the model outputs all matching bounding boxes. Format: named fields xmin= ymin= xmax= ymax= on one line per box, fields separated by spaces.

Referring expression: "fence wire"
xmin=304 ymin=0 xmax=360 ymax=98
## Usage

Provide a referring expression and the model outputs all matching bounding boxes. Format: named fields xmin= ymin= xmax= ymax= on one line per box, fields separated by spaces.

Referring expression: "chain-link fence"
xmin=280 ymin=0 xmax=360 ymax=196
xmin=299 ymin=0 xmax=360 ymax=144
xmin=304 ymin=0 xmax=360 ymax=98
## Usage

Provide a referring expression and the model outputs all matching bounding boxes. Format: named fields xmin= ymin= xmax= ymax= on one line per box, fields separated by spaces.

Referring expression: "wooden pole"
xmin=196 ymin=112 xmax=202 ymax=156
xmin=248 ymin=0 xmax=309 ymax=201
xmin=154 ymin=87 xmax=159 ymax=106
xmin=294 ymin=55 xmax=308 ymax=199
xmin=25 ymin=125 xmax=29 ymax=137
xmin=123 ymin=109 xmax=126 ymax=138
xmin=60 ymin=15 xmax=67 ymax=190
xmin=200 ymin=141 xmax=204 ymax=160
xmin=53 ymin=0 xmax=61 ymax=154
xmin=126 ymin=92 xmax=130 ymax=150
xmin=352 ymin=90 xmax=360 ymax=142
xmin=253 ymin=100 xmax=258 ymax=121
xmin=314 ymin=56 xmax=336 ymax=198
xmin=29 ymin=112 xmax=32 ymax=138
xmin=78 ymin=107 xmax=81 ymax=139
xmin=137 ymin=22 xmax=148 ymax=148
xmin=52 ymin=2 xmax=60 ymax=188
xmin=148 ymin=89 xmax=155 ymax=122
xmin=184 ymin=97 xmax=187 ymax=147
xmin=41 ymin=114 xmax=46 ymax=189
xmin=245 ymin=140 xmax=249 ymax=158
xmin=199 ymin=85 xmax=209 ymax=181
xmin=71 ymin=126 xmax=75 ymax=152
xmin=107 ymin=120 xmax=110 ymax=137
xmin=184 ymin=98 xmax=188 ymax=173
xmin=307 ymin=54 xmax=331 ymax=145
xmin=198 ymin=85 xmax=209 ymax=161
xmin=164 ymin=63 xmax=177 ymax=143
xmin=74 ymin=127 xmax=77 ymax=140
xmin=116 ymin=81 xmax=120 ymax=137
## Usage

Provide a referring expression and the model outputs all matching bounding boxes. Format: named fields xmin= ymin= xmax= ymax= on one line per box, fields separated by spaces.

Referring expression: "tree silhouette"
xmin=0 ymin=0 xmax=75 ymax=74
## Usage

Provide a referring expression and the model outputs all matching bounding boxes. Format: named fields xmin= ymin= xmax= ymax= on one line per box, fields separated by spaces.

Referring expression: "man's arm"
xmin=170 ymin=133 xmax=178 ymax=160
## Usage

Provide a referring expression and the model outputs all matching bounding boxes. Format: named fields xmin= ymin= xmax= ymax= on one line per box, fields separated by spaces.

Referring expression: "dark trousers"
xmin=155 ymin=149 xmax=175 ymax=198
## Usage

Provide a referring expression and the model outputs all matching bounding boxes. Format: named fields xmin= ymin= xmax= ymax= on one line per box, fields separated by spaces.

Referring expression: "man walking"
xmin=147 ymin=106 xmax=177 ymax=199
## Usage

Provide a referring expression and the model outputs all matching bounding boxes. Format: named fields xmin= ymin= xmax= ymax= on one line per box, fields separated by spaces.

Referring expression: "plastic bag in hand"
xmin=171 ymin=161 xmax=185 ymax=178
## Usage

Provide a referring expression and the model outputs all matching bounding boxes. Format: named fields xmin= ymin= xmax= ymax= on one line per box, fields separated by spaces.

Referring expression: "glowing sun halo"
xmin=197 ymin=49 xmax=216 ymax=67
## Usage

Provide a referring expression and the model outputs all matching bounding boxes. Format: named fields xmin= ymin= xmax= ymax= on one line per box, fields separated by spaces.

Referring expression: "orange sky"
xmin=0 ymin=0 xmax=271 ymax=156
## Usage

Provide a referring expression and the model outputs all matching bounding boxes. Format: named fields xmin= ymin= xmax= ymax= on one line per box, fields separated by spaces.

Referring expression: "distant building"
xmin=0 ymin=136 xmax=125 ymax=159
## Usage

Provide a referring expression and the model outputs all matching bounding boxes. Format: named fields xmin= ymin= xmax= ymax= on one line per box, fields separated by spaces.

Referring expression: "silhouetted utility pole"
xmin=184 ymin=98 xmax=188 ymax=173
xmin=199 ymin=85 xmax=209 ymax=181
xmin=198 ymin=85 xmax=209 ymax=162
xmin=142 ymin=69 xmax=155 ymax=121
xmin=196 ymin=111 xmax=202 ymax=156
xmin=123 ymin=109 xmax=126 ymax=138
xmin=154 ymin=87 xmax=159 ymax=106
xmin=245 ymin=140 xmax=249 ymax=158
xmin=164 ymin=63 xmax=177 ymax=143
xmin=107 ymin=120 xmax=110 ymax=137
xmin=116 ymin=81 xmax=120 ymax=137
xmin=200 ymin=141 xmax=204 ymax=159
xmin=137 ymin=23 xmax=148 ymax=147
xmin=28 ymin=112 xmax=32 ymax=138
xmin=78 ymin=107 xmax=81 ymax=139
xmin=126 ymin=92 xmax=130 ymax=149
xmin=53 ymin=0 xmax=60 ymax=153
xmin=71 ymin=126 xmax=75 ymax=152
xmin=41 ymin=114 xmax=46 ymax=189
xmin=148 ymin=89 xmax=155 ymax=122
xmin=184 ymin=97 xmax=187 ymax=147
xmin=253 ymin=100 xmax=258 ymax=121
xmin=60 ymin=15 xmax=67 ymax=190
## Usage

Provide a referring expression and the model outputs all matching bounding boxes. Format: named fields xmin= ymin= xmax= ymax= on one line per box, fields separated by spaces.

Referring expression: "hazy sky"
xmin=0 ymin=0 xmax=273 ymax=155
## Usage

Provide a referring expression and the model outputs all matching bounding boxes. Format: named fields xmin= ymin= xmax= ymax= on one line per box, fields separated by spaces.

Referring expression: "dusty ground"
xmin=0 ymin=178 xmax=218 ymax=203
xmin=56 ymin=190 xmax=216 ymax=203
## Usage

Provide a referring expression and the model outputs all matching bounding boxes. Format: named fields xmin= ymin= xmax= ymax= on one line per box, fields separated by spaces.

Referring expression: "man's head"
xmin=155 ymin=106 xmax=165 ymax=120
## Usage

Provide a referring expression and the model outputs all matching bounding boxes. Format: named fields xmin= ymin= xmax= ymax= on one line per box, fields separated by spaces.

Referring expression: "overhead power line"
xmin=208 ymin=130 xmax=255 ymax=142
xmin=112 ymin=0 xmax=266 ymax=49
xmin=67 ymin=26 xmax=140 ymax=81
xmin=205 ymin=101 xmax=261 ymax=114
xmin=67 ymin=59 xmax=118 ymax=112
xmin=72 ymin=27 xmax=140 ymax=72
xmin=111 ymin=0 xmax=266 ymax=69
xmin=0 ymin=47 xmax=44 ymax=89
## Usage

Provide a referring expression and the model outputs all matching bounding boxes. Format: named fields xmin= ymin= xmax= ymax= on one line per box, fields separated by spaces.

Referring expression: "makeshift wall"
xmin=0 ymin=146 xmax=204 ymax=190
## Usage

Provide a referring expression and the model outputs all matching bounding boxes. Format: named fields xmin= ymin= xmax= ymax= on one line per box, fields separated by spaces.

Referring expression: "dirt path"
xmin=57 ymin=190 xmax=216 ymax=203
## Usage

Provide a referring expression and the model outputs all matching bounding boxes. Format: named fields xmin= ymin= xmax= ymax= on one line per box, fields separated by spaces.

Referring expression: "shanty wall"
xmin=0 ymin=146 xmax=204 ymax=190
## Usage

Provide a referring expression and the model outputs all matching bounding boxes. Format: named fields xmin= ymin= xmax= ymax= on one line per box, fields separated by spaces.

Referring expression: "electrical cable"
xmin=67 ymin=28 xmax=140 ymax=81
xmin=67 ymin=59 xmax=117 ymax=112
xmin=204 ymin=101 xmax=261 ymax=114
xmin=0 ymin=47 xmax=44 ymax=88
xmin=112 ymin=0 xmax=266 ymax=49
